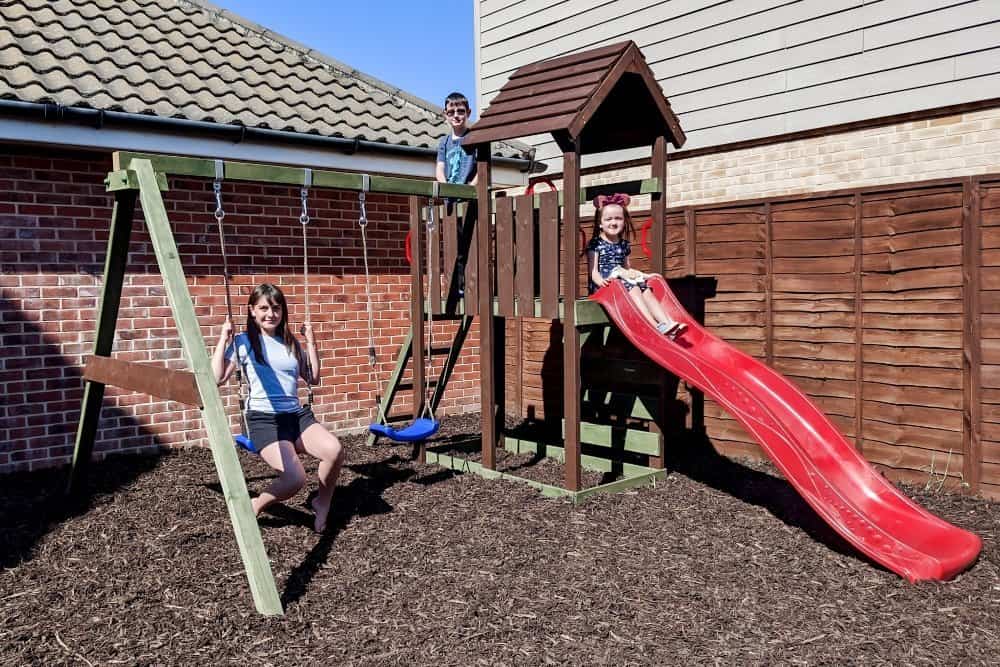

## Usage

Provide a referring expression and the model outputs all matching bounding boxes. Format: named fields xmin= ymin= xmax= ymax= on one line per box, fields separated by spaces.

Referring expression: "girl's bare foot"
xmin=311 ymin=496 xmax=331 ymax=533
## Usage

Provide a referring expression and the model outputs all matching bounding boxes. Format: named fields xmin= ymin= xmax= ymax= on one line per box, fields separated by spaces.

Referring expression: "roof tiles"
xmin=0 ymin=0 xmax=528 ymax=158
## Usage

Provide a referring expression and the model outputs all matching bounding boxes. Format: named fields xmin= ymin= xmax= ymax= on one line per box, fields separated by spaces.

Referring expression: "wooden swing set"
xmin=66 ymin=151 xmax=475 ymax=616
xmin=67 ymin=40 xmax=695 ymax=617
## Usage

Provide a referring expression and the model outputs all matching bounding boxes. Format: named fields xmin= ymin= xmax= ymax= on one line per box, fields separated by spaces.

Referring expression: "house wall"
xmin=0 ymin=145 xmax=482 ymax=472
xmin=478 ymin=0 xmax=1000 ymax=171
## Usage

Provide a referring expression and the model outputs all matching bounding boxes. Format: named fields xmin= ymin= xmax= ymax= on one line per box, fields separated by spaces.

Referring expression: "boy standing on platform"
xmin=436 ymin=92 xmax=477 ymax=187
xmin=436 ymin=92 xmax=477 ymax=299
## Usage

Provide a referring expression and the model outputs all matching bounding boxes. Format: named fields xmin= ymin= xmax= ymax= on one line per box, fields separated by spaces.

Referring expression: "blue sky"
xmin=215 ymin=1 xmax=477 ymax=115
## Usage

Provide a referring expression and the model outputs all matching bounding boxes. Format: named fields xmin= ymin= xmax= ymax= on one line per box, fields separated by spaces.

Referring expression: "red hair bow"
xmin=593 ymin=193 xmax=631 ymax=209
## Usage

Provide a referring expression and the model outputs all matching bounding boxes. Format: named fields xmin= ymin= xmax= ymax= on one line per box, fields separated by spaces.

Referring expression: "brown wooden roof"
xmin=465 ymin=41 xmax=686 ymax=154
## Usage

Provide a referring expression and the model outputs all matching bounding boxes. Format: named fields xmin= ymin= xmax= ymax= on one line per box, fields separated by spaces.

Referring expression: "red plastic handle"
xmin=525 ymin=178 xmax=557 ymax=195
xmin=405 ymin=229 xmax=412 ymax=265
xmin=640 ymin=218 xmax=653 ymax=259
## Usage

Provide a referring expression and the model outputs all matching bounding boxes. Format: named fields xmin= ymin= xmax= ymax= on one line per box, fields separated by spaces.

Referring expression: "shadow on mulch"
xmin=665 ymin=430 xmax=875 ymax=569
xmin=1 ymin=294 xmax=167 ymax=570
xmin=0 ymin=452 xmax=160 ymax=570
xmin=203 ymin=449 xmax=458 ymax=608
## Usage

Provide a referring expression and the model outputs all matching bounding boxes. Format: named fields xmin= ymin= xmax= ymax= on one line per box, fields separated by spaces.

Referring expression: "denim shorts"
xmin=246 ymin=406 xmax=318 ymax=449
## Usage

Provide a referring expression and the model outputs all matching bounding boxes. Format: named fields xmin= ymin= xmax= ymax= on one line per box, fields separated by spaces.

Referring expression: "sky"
xmin=214 ymin=0 xmax=477 ymax=116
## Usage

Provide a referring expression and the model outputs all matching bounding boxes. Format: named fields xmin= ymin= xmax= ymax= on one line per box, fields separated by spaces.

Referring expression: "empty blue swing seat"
xmin=369 ymin=417 xmax=440 ymax=443
xmin=234 ymin=434 xmax=258 ymax=454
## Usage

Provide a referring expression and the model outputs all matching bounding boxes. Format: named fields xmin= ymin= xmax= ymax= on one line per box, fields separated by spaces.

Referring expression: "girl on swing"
xmin=211 ymin=283 xmax=345 ymax=533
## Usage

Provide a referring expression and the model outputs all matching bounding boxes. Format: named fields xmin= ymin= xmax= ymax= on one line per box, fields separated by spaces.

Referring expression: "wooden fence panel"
xmin=860 ymin=185 xmax=965 ymax=480
xmin=771 ymin=197 xmax=858 ymax=434
xmin=495 ymin=197 xmax=515 ymax=316
xmin=515 ymin=194 xmax=535 ymax=311
xmin=979 ymin=179 xmax=1000 ymax=494
xmin=695 ymin=205 xmax=767 ymax=452
xmin=442 ymin=207 xmax=459 ymax=307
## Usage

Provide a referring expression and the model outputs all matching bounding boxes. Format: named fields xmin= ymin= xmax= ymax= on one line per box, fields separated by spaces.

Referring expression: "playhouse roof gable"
xmin=464 ymin=41 xmax=686 ymax=154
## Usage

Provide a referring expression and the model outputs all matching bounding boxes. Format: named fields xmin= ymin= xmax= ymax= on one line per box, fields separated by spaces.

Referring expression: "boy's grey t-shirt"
xmin=226 ymin=332 xmax=301 ymax=413
xmin=437 ymin=132 xmax=477 ymax=184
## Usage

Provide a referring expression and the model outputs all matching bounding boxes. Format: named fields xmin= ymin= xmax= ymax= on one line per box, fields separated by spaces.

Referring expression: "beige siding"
xmin=477 ymin=0 xmax=1000 ymax=170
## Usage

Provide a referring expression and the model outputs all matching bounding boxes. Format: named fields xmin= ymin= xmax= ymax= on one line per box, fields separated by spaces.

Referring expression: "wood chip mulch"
xmin=2 ymin=413 xmax=998 ymax=666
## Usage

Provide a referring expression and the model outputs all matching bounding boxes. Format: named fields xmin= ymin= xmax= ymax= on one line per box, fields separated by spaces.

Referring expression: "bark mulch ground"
xmin=2 ymin=413 xmax=998 ymax=666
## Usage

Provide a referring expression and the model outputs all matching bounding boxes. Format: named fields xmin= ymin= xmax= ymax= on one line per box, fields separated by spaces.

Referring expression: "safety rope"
xmin=213 ymin=160 xmax=249 ymax=436
xmin=299 ymin=168 xmax=314 ymax=407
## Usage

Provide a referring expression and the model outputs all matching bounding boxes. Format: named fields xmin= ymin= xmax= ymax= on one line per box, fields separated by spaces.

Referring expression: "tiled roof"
xmin=466 ymin=40 xmax=684 ymax=154
xmin=0 ymin=0 xmax=529 ymax=159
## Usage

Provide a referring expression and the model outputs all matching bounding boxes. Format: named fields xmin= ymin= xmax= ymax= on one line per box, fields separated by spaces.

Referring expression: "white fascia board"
xmin=0 ymin=119 xmax=528 ymax=187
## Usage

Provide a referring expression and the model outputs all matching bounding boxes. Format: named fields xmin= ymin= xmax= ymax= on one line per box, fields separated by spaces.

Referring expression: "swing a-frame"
xmin=67 ymin=151 xmax=475 ymax=616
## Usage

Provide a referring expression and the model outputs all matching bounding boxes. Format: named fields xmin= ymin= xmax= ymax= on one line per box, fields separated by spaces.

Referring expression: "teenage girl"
xmin=212 ymin=283 xmax=345 ymax=533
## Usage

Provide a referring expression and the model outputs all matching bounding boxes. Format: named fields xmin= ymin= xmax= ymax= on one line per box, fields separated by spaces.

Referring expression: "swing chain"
xmin=358 ymin=179 xmax=378 ymax=372
xmin=427 ymin=181 xmax=438 ymax=233
xmin=298 ymin=169 xmax=314 ymax=406
xmin=299 ymin=187 xmax=310 ymax=226
xmin=358 ymin=173 xmax=369 ymax=229
xmin=213 ymin=181 xmax=225 ymax=222
xmin=212 ymin=161 xmax=249 ymax=436
xmin=422 ymin=188 xmax=437 ymax=420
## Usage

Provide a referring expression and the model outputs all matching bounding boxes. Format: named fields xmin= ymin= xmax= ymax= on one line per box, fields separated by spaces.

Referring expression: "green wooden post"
xmin=131 ymin=159 xmax=283 ymax=616
xmin=67 ymin=190 xmax=137 ymax=496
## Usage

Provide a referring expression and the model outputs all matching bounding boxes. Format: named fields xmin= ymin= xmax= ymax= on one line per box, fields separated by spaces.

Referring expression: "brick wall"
xmin=0 ymin=145 xmax=482 ymax=472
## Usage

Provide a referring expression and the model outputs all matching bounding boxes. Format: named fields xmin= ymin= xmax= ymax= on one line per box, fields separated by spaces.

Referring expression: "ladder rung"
xmin=430 ymin=346 xmax=453 ymax=355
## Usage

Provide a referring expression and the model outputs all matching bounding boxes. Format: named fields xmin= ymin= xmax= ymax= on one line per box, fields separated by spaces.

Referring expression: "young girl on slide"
xmin=586 ymin=193 xmax=686 ymax=339
xmin=211 ymin=283 xmax=345 ymax=533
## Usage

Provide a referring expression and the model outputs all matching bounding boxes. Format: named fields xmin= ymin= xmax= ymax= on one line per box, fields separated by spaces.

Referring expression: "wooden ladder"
xmin=366 ymin=314 xmax=474 ymax=445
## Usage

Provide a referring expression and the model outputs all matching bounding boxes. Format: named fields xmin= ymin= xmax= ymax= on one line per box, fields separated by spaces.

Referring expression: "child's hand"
xmin=593 ymin=276 xmax=607 ymax=288
xmin=219 ymin=318 xmax=233 ymax=343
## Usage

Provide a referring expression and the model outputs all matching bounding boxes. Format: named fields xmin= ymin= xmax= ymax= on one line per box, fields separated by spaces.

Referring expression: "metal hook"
xmin=299 ymin=168 xmax=311 ymax=226
xmin=213 ymin=160 xmax=225 ymax=221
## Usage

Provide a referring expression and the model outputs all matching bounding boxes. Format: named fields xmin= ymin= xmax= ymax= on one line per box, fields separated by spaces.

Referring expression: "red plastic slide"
xmin=591 ymin=275 xmax=981 ymax=581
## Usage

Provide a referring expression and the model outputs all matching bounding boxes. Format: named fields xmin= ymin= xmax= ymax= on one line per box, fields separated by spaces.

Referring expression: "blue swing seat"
xmin=234 ymin=434 xmax=258 ymax=454
xmin=369 ymin=417 xmax=440 ymax=443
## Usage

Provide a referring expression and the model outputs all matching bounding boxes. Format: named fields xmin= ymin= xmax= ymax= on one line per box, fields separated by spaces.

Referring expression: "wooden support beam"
xmin=524 ymin=177 xmax=661 ymax=208
xmin=649 ymin=136 xmax=668 ymax=467
xmin=477 ymin=147 xmax=498 ymax=470
xmin=962 ymin=177 xmax=982 ymax=492
xmin=104 ymin=169 xmax=169 ymax=192
xmin=131 ymin=159 xmax=283 ymax=617
xmin=113 ymin=151 xmax=475 ymax=200
xmin=854 ymin=192 xmax=864 ymax=453
xmin=684 ymin=207 xmax=696 ymax=276
xmin=563 ymin=148 xmax=582 ymax=491
xmin=83 ymin=356 xmax=202 ymax=407
xmin=764 ymin=201 xmax=774 ymax=367
xmin=67 ymin=189 xmax=137 ymax=496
